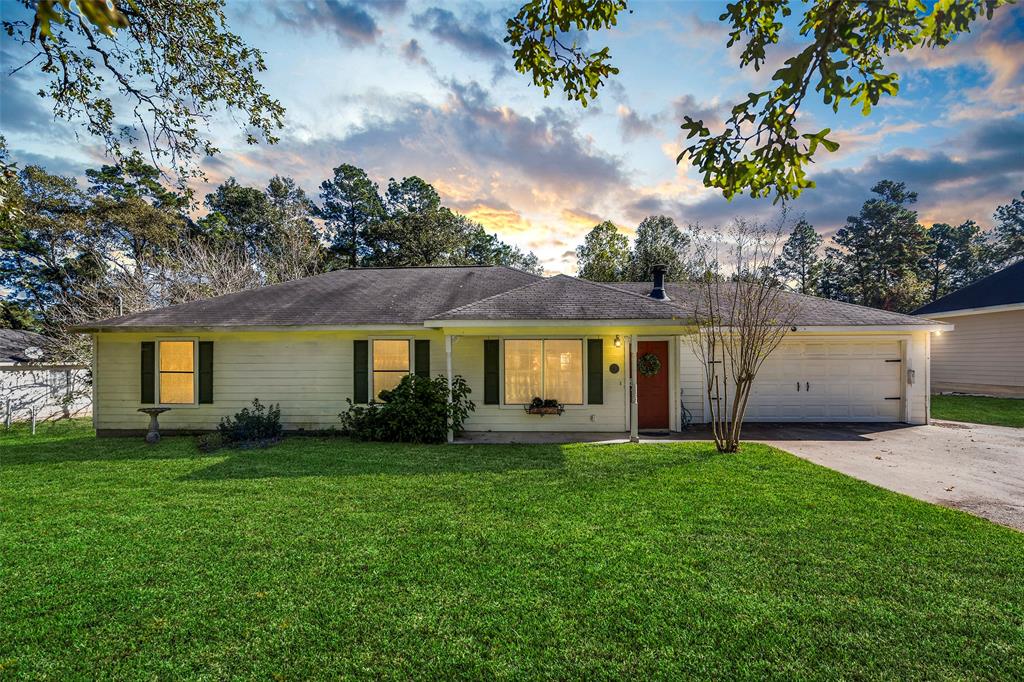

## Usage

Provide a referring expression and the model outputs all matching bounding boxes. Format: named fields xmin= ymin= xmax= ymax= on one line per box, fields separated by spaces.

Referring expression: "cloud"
xmin=617 ymin=105 xmax=659 ymax=141
xmin=195 ymin=78 xmax=625 ymax=232
xmin=632 ymin=116 xmax=1024 ymax=235
xmin=893 ymin=5 xmax=1024 ymax=118
xmin=401 ymin=38 xmax=429 ymax=66
xmin=670 ymin=95 xmax=723 ymax=128
xmin=412 ymin=7 xmax=505 ymax=61
xmin=0 ymin=75 xmax=53 ymax=135
xmin=8 ymin=149 xmax=90 ymax=178
xmin=272 ymin=0 xmax=385 ymax=45
xmin=614 ymin=95 xmax=722 ymax=143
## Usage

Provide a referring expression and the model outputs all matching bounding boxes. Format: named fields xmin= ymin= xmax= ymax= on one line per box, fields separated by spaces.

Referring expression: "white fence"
xmin=1 ymin=365 xmax=92 ymax=427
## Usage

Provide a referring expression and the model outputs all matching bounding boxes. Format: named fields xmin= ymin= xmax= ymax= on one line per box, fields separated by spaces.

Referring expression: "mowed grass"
xmin=932 ymin=394 xmax=1024 ymax=428
xmin=2 ymin=421 xmax=1022 ymax=680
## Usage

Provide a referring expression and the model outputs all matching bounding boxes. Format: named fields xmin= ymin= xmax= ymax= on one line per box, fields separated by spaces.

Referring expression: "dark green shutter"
xmin=140 ymin=341 xmax=155 ymax=404
xmin=414 ymin=340 xmax=430 ymax=378
xmin=354 ymin=340 xmax=369 ymax=403
xmin=198 ymin=341 xmax=214 ymax=404
xmin=587 ymin=339 xmax=603 ymax=405
xmin=483 ymin=339 xmax=499 ymax=405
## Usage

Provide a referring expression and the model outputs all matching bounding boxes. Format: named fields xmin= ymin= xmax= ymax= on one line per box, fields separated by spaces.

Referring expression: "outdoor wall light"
xmin=613 ymin=335 xmax=622 ymax=348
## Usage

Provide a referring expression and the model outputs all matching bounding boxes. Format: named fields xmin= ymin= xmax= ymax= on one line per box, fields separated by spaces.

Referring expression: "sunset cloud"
xmin=2 ymin=0 xmax=1021 ymax=274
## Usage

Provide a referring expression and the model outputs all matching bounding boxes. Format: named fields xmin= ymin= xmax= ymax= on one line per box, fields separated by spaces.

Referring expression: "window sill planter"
xmin=524 ymin=405 xmax=564 ymax=416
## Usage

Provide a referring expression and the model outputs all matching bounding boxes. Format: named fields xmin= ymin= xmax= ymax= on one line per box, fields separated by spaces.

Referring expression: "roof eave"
xmin=424 ymin=318 xmax=694 ymax=328
xmin=912 ymin=302 xmax=1024 ymax=319
xmin=78 ymin=323 xmax=428 ymax=333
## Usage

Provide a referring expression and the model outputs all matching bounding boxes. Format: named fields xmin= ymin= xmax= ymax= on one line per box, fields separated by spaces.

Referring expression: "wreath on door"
xmin=638 ymin=352 xmax=662 ymax=377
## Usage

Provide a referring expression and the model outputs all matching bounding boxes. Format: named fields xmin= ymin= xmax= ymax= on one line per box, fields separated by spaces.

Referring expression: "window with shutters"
xmin=372 ymin=339 xmax=411 ymax=399
xmin=503 ymin=339 xmax=583 ymax=405
xmin=158 ymin=340 xmax=196 ymax=405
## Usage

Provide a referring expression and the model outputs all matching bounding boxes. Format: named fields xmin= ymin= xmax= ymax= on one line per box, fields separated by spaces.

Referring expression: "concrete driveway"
xmin=745 ymin=422 xmax=1024 ymax=532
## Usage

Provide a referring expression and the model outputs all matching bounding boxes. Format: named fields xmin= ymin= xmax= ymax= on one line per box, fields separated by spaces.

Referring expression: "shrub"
xmin=195 ymin=432 xmax=224 ymax=453
xmin=339 ymin=374 xmax=474 ymax=444
xmin=218 ymin=398 xmax=283 ymax=445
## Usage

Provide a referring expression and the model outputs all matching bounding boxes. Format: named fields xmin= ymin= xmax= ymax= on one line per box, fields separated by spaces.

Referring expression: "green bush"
xmin=218 ymin=398 xmax=282 ymax=445
xmin=195 ymin=432 xmax=224 ymax=453
xmin=339 ymin=374 xmax=474 ymax=444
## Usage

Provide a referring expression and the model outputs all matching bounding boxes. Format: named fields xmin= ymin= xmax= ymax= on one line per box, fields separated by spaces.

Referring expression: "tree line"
xmin=574 ymin=180 xmax=1022 ymax=313
xmin=0 ymin=139 xmax=542 ymax=336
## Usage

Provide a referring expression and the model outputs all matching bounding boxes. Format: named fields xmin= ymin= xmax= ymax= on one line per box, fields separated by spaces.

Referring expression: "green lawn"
xmin=2 ymin=421 xmax=1022 ymax=679
xmin=932 ymin=394 xmax=1024 ymax=428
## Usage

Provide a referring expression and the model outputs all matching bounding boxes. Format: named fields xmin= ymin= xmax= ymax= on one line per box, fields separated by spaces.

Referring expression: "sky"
xmin=2 ymin=0 xmax=1022 ymax=274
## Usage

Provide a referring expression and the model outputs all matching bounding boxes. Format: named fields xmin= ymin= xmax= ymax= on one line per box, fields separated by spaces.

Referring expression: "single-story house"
xmin=1 ymin=329 xmax=91 ymax=423
xmin=76 ymin=265 xmax=951 ymax=439
xmin=912 ymin=260 xmax=1024 ymax=397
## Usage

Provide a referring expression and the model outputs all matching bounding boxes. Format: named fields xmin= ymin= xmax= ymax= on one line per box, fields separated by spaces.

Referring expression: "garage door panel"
xmin=741 ymin=339 xmax=903 ymax=423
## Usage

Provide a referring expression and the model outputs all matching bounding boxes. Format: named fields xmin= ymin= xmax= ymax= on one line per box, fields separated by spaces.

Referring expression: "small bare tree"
xmin=46 ymin=239 xmax=267 ymax=383
xmin=689 ymin=218 xmax=795 ymax=453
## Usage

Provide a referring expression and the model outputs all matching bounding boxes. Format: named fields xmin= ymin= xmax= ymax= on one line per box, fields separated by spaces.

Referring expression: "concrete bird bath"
xmin=138 ymin=407 xmax=171 ymax=444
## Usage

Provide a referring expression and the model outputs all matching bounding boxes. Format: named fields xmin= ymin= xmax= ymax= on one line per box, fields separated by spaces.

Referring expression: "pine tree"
xmin=774 ymin=218 xmax=823 ymax=295
xmin=576 ymin=221 xmax=631 ymax=282
xmin=832 ymin=180 xmax=931 ymax=312
xmin=319 ymin=164 xmax=386 ymax=268
xmin=992 ymin=191 xmax=1024 ymax=266
xmin=920 ymin=220 xmax=994 ymax=302
xmin=626 ymin=215 xmax=693 ymax=281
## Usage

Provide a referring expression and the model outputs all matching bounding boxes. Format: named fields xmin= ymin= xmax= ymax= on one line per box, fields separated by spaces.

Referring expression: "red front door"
xmin=637 ymin=340 xmax=670 ymax=430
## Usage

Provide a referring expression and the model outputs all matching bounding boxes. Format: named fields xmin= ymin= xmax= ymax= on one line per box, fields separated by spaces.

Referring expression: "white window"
xmin=158 ymin=340 xmax=196 ymax=404
xmin=372 ymin=339 xmax=410 ymax=399
xmin=504 ymin=339 xmax=583 ymax=405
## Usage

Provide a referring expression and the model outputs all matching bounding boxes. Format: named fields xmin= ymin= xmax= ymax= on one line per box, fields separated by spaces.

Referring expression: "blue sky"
xmin=2 ymin=0 xmax=1022 ymax=273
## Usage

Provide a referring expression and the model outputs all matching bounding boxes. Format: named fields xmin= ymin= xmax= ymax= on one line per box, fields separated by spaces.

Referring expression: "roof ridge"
xmin=83 ymin=264 xmax=544 ymax=327
xmin=565 ymin=275 xmax=690 ymax=312
xmin=430 ymin=275 xmax=555 ymax=318
xmin=614 ymin=280 xmax=934 ymax=324
xmin=773 ymin=286 xmax=939 ymax=324
xmin=343 ymin=264 xmax=497 ymax=270
xmin=671 ymin=280 xmax=937 ymax=325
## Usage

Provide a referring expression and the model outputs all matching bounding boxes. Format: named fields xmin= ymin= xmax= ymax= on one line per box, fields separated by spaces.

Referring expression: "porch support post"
xmin=629 ymin=334 xmax=639 ymax=443
xmin=445 ymin=334 xmax=454 ymax=444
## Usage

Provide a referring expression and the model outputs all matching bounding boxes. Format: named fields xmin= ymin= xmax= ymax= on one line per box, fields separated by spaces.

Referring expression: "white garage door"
xmin=743 ymin=339 xmax=903 ymax=422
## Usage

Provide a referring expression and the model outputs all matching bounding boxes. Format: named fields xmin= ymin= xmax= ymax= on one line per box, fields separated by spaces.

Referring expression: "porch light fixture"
xmin=613 ymin=335 xmax=622 ymax=348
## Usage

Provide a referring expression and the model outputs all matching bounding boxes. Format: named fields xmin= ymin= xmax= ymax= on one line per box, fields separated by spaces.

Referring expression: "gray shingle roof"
xmin=77 ymin=265 xmax=943 ymax=330
xmin=79 ymin=266 xmax=542 ymax=329
xmin=609 ymin=282 xmax=938 ymax=326
xmin=0 ymin=329 xmax=54 ymax=363
xmin=430 ymin=275 xmax=688 ymax=321
xmin=912 ymin=261 xmax=1024 ymax=316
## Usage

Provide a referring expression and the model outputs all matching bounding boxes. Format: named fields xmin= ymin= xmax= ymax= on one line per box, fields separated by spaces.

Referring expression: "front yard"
xmin=2 ymin=421 xmax=1022 ymax=679
xmin=932 ymin=394 xmax=1024 ymax=428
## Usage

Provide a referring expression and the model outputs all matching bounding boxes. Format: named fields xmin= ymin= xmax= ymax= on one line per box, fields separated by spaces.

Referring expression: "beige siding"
xmin=94 ymin=327 xmax=934 ymax=433
xmin=929 ymin=310 xmax=1024 ymax=397
xmin=907 ymin=331 xmax=929 ymax=424
xmin=95 ymin=330 xmax=445 ymax=432
xmin=453 ymin=334 xmax=629 ymax=433
xmin=678 ymin=340 xmax=706 ymax=424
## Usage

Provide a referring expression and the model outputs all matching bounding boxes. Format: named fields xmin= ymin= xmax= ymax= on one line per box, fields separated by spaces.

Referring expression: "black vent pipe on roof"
xmin=650 ymin=264 xmax=670 ymax=300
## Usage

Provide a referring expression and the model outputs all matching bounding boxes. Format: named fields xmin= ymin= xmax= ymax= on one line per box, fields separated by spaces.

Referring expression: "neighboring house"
xmin=912 ymin=261 xmax=1024 ymax=397
xmin=0 ymin=329 xmax=91 ymax=422
xmin=76 ymin=265 xmax=950 ymax=439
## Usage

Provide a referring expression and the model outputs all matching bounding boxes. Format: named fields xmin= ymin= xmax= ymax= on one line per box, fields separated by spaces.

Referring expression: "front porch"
xmin=437 ymin=327 xmax=704 ymax=442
